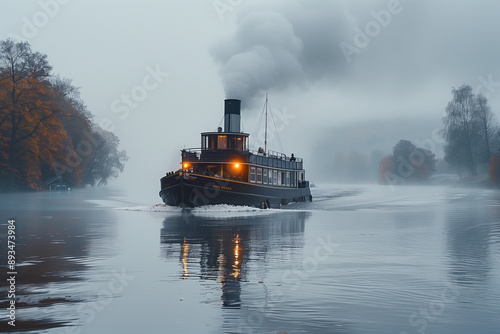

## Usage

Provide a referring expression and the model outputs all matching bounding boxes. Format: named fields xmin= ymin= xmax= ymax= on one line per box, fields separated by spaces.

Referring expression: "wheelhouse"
xmin=180 ymin=132 xmax=308 ymax=189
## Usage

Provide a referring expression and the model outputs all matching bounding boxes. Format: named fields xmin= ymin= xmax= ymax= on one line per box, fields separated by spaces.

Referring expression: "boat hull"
xmin=159 ymin=172 xmax=311 ymax=208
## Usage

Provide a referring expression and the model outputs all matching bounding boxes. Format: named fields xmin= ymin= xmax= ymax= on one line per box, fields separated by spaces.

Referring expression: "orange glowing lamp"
xmin=183 ymin=163 xmax=189 ymax=169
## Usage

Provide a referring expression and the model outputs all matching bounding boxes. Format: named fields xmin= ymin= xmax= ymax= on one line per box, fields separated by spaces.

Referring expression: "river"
xmin=0 ymin=184 xmax=499 ymax=333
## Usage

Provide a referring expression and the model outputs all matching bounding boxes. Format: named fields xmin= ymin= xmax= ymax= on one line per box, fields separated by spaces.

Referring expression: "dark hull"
xmin=159 ymin=172 xmax=311 ymax=208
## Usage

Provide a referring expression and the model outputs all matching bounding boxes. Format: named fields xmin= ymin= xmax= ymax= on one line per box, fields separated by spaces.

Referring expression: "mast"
xmin=264 ymin=92 xmax=268 ymax=155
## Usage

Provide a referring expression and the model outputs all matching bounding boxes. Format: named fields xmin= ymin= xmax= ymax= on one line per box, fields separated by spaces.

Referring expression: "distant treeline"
xmin=377 ymin=84 xmax=500 ymax=187
xmin=0 ymin=39 xmax=127 ymax=191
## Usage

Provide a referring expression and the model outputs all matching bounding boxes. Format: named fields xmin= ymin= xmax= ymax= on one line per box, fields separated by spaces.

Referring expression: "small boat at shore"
xmin=159 ymin=98 xmax=312 ymax=208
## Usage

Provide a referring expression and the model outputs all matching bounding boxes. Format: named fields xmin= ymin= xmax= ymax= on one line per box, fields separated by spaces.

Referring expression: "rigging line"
xmin=250 ymin=100 xmax=267 ymax=150
xmin=265 ymin=92 xmax=268 ymax=155
xmin=267 ymin=99 xmax=285 ymax=154
xmin=218 ymin=115 xmax=224 ymax=130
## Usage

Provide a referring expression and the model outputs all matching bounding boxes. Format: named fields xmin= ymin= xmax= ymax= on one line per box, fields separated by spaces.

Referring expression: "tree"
xmin=83 ymin=126 xmax=128 ymax=186
xmin=378 ymin=154 xmax=396 ymax=185
xmin=442 ymin=85 xmax=478 ymax=177
xmin=392 ymin=140 xmax=417 ymax=175
xmin=476 ymin=93 xmax=497 ymax=164
xmin=379 ymin=139 xmax=437 ymax=184
xmin=49 ymin=76 xmax=94 ymax=186
xmin=0 ymin=39 xmax=71 ymax=190
xmin=489 ymin=155 xmax=500 ymax=187
xmin=441 ymin=84 xmax=497 ymax=178
xmin=0 ymin=39 xmax=128 ymax=191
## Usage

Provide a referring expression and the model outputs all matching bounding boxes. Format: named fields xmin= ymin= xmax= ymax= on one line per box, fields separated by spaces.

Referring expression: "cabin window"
xmin=273 ymin=170 xmax=278 ymax=185
xmin=202 ymin=135 xmax=211 ymax=150
xmin=236 ymin=137 xmax=243 ymax=150
xmin=229 ymin=136 xmax=244 ymax=150
xmin=291 ymin=172 xmax=296 ymax=188
xmin=205 ymin=165 xmax=218 ymax=177
xmin=209 ymin=136 xmax=217 ymax=150
xmin=262 ymin=168 xmax=268 ymax=184
xmin=286 ymin=171 xmax=290 ymax=187
xmin=277 ymin=171 xmax=282 ymax=186
xmin=269 ymin=169 xmax=273 ymax=184
xmin=250 ymin=166 xmax=256 ymax=183
xmin=218 ymin=135 xmax=227 ymax=150
xmin=256 ymin=168 xmax=262 ymax=183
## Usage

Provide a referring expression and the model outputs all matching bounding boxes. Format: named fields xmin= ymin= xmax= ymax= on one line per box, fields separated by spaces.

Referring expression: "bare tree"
xmin=476 ymin=93 xmax=497 ymax=164
xmin=442 ymin=85 xmax=480 ymax=177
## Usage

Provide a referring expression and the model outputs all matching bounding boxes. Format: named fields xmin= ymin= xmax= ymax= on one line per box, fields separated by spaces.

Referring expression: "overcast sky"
xmin=2 ymin=0 xmax=500 ymax=203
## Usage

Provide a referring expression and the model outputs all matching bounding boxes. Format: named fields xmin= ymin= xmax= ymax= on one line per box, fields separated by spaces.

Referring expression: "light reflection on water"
xmin=0 ymin=185 xmax=499 ymax=333
xmin=161 ymin=211 xmax=308 ymax=310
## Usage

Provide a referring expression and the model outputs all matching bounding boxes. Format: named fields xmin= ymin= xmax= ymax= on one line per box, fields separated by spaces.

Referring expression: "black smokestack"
xmin=224 ymin=99 xmax=241 ymax=133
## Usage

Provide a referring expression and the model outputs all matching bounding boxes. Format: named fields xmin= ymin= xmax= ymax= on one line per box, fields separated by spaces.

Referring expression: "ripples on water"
xmin=0 ymin=185 xmax=499 ymax=333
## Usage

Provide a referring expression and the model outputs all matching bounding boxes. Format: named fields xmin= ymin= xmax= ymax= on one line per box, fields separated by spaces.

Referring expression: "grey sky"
xmin=2 ymin=0 xmax=500 ymax=202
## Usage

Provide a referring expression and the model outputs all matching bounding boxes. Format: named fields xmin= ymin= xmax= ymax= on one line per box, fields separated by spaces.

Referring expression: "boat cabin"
xmin=178 ymin=99 xmax=309 ymax=189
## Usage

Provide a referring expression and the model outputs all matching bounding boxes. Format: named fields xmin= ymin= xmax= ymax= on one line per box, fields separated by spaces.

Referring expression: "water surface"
xmin=0 ymin=185 xmax=499 ymax=333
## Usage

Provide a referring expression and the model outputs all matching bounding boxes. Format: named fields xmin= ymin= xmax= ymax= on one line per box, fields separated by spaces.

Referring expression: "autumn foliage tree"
xmin=488 ymin=156 xmax=500 ymax=187
xmin=379 ymin=140 xmax=437 ymax=185
xmin=0 ymin=39 xmax=127 ymax=191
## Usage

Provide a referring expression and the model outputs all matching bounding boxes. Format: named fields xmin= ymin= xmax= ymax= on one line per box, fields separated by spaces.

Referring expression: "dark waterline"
xmin=0 ymin=185 xmax=499 ymax=333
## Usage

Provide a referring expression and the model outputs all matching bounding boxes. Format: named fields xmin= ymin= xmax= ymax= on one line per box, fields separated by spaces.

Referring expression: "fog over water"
xmin=2 ymin=1 xmax=500 ymax=197
xmin=1 ymin=185 xmax=499 ymax=333
xmin=2 ymin=1 xmax=500 ymax=333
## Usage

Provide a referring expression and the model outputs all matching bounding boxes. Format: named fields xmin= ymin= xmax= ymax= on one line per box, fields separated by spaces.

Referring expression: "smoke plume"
xmin=211 ymin=0 xmax=354 ymax=108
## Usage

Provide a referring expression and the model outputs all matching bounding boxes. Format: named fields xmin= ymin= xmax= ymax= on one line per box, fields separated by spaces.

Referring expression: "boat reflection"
xmin=160 ymin=210 xmax=309 ymax=308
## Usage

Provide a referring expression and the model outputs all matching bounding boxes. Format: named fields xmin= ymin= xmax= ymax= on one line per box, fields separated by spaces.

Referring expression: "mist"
xmin=2 ymin=0 xmax=500 ymax=202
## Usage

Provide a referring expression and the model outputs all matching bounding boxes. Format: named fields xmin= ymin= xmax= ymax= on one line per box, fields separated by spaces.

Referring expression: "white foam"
xmin=115 ymin=204 xmax=181 ymax=212
xmin=114 ymin=203 xmax=283 ymax=218
xmin=192 ymin=204 xmax=260 ymax=212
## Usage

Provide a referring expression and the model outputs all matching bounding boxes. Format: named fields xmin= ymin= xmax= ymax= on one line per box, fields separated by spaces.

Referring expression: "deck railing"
xmin=181 ymin=148 xmax=304 ymax=170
